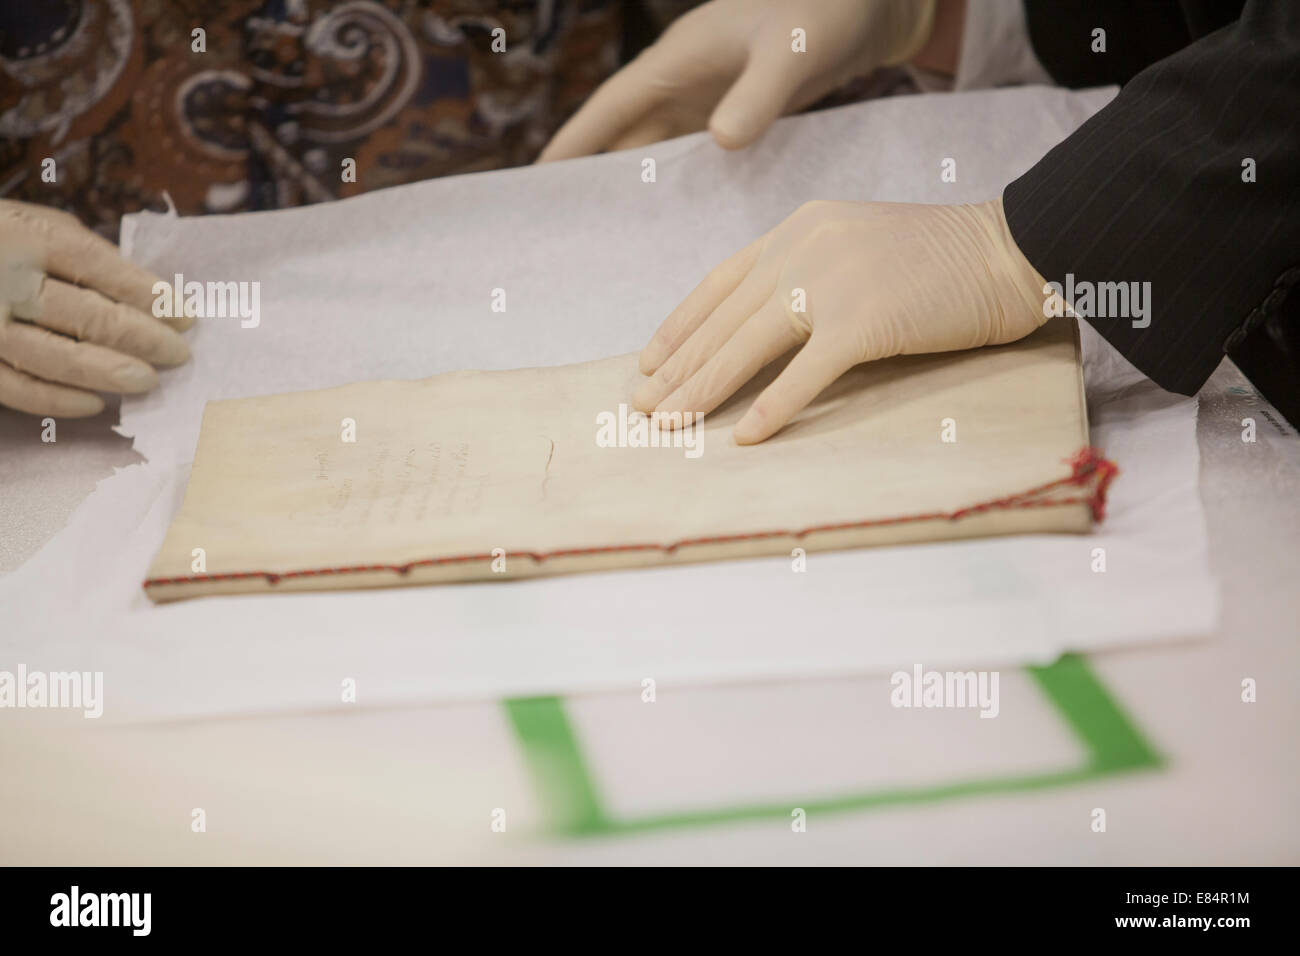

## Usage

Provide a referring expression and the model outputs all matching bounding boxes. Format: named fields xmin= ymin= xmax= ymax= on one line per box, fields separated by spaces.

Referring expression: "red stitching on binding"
xmin=143 ymin=446 xmax=1118 ymax=591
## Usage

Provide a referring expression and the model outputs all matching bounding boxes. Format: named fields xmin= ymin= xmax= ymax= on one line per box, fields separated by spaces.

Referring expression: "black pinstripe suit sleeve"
xmin=1002 ymin=0 xmax=1300 ymax=396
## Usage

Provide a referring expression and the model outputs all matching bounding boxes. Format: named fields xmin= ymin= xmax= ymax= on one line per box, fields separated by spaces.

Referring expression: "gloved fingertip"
xmin=62 ymin=391 xmax=106 ymax=418
xmin=732 ymin=410 xmax=767 ymax=445
xmin=110 ymin=361 xmax=159 ymax=393
xmin=154 ymin=333 xmax=191 ymax=367
xmin=708 ymin=120 xmax=756 ymax=151
xmin=536 ymin=137 xmax=584 ymax=164
xmin=630 ymin=379 xmax=660 ymax=413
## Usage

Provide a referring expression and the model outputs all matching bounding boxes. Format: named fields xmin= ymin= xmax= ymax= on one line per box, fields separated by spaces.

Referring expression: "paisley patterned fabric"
xmin=0 ymin=0 xmax=635 ymax=236
xmin=0 ymin=0 xmax=904 ymax=238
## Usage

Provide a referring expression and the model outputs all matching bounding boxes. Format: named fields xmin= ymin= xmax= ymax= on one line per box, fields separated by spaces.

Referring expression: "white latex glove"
xmin=538 ymin=0 xmax=936 ymax=160
xmin=0 ymin=200 xmax=192 ymax=418
xmin=633 ymin=199 xmax=1051 ymax=444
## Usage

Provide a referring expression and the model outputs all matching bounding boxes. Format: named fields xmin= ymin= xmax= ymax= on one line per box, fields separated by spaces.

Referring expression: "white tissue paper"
xmin=0 ymin=86 xmax=1217 ymax=722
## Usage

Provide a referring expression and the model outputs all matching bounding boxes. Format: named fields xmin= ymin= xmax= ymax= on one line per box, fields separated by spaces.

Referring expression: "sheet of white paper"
xmin=0 ymin=86 xmax=1218 ymax=722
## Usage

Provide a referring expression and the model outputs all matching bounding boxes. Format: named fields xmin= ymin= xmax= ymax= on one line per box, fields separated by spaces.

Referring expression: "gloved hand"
xmin=538 ymin=0 xmax=936 ymax=160
xmin=0 ymin=200 xmax=192 ymax=418
xmin=634 ymin=198 xmax=1052 ymax=444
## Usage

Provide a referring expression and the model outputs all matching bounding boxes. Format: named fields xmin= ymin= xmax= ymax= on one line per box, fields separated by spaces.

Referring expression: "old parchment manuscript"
xmin=144 ymin=320 xmax=1115 ymax=601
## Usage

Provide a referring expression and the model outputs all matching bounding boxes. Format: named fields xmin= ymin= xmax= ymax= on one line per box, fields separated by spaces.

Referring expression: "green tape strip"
xmin=503 ymin=696 xmax=610 ymax=834
xmin=505 ymin=654 xmax=1161 ymax=838
xmin=1027 ymin=653 xmax=1161 ymax=772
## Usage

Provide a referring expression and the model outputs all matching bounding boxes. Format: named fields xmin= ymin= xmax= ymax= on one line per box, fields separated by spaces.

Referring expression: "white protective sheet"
xmin=0 ymin=86 xmax=1218 ymax=722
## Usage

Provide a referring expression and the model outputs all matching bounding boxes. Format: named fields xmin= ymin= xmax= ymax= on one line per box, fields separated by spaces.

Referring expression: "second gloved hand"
xmin=634 ymin=199 xmax=1052 ymax=444
xmin=538 ymin=0 xmax=936 ymax=160
xmin=0 ymin=200 xmax=192 ymax=418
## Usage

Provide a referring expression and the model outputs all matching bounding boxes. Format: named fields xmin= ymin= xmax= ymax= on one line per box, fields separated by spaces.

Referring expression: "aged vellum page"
xmin=145 ymin=319 xmax=1109 ymax=601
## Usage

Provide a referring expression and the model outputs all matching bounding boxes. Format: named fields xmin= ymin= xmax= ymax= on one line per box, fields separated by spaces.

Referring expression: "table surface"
xmin=1 ymin=359 xmax=1297 ymax=864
